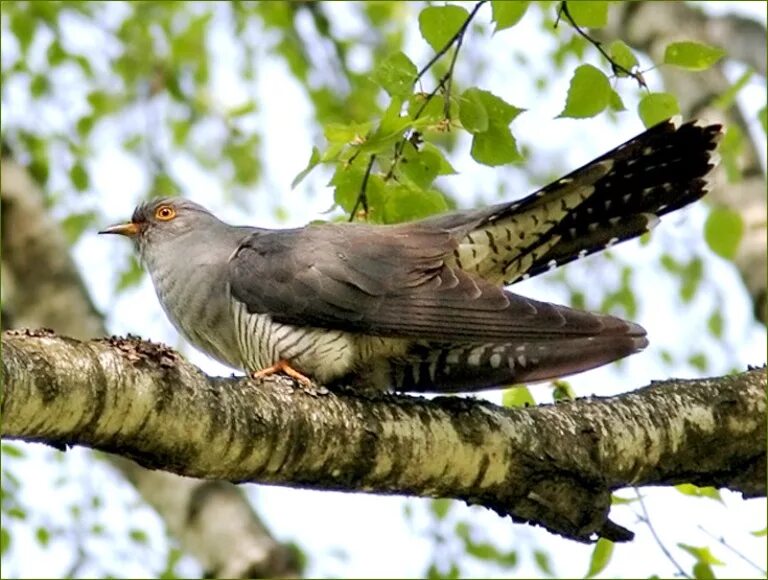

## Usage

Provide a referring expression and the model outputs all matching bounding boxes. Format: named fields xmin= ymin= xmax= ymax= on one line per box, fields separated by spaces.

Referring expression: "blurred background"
xmin=1 ymin=1 xmax=766 ymax=578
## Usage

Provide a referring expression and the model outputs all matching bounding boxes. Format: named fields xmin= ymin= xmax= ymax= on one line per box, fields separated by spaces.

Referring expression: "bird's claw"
xmin=250 ymin=361 xmax=329 ymax=396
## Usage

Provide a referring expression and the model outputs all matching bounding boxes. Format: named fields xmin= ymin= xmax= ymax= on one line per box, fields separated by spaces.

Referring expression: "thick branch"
xmin=0 ymin=155 xmax=298 ymax=578
xmin=3 ymin=330 xmax=765 ymax=543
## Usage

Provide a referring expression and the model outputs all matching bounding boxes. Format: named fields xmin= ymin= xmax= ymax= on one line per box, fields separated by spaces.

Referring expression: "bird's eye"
xmin=155 ymin=205 xmax=176 ymax=221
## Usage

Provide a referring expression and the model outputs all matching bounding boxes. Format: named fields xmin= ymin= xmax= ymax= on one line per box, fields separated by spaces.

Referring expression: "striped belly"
xmin=231 ymin=301 xmax=357 ymax=383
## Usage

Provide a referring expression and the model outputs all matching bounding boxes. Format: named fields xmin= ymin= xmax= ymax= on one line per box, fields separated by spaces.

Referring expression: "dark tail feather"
xmin=389 ymin=327 xmax=647 ymax=394
xmin=497 ymin=118 xmax=723 ymax=282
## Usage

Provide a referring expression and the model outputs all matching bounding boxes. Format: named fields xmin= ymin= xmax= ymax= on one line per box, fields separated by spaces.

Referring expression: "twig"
xmin=353 ymin=1 xmax=489 ymax=206
xmin=556 ymin=1 xmax=648 ymax=90
xmin=634 ymin=488 xmax=691 ymax=578
xmin=348 ymin=153 xmax=376 ymax=222
xmin=384 ymin=1 xmax=488 ymax=182
xmin=442 ymin=19 xmax=465 ymax=121
xmin=697 ymin=524 xmax=767 ymax=576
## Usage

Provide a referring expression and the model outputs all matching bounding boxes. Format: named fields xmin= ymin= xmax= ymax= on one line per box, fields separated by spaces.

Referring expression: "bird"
xmin=99 ymin=117 xmax=722 ymax=393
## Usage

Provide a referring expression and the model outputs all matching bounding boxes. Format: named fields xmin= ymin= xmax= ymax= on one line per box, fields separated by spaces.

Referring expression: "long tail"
xmin=438 ymin=117 xmax=723 ymax=285
xmin=388 ymin=318 xmax=647 ymax=393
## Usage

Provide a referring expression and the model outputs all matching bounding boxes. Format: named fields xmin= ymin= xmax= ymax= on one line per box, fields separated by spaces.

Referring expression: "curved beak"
xmin=98 ymin=222 xmax=140 ymax=237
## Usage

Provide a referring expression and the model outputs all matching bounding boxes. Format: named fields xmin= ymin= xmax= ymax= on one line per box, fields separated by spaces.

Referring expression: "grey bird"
xmin=100 ymin=117 xmax=722 ymax=393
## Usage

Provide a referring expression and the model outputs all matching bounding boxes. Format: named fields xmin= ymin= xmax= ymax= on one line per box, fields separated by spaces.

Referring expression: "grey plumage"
xmin=100 ymin=117 xmax=722 ymax=393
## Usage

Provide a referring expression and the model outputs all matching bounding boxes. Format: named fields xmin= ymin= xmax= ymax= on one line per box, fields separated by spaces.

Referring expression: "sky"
xmin=2 ymin=1 xmax=766 ymax=578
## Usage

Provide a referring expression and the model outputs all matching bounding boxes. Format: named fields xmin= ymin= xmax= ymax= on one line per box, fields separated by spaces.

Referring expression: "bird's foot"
xmin=250 ymin=361 xmax=328 ymax=396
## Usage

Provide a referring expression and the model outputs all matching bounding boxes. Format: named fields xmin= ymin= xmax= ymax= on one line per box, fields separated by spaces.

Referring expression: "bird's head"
xmin=99 ymin=197 xmax=222 ymax=256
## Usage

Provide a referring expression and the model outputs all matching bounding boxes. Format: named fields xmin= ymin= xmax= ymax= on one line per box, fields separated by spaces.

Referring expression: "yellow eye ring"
xmin=155 ymin=205 xmax=176 ymax=221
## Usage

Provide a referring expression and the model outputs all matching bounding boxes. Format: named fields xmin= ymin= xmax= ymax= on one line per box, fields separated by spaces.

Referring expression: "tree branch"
xmin=0 ymin=154 xmax=299 ymax=578
xmin=3 ymin=330 xmax=765 ymax=544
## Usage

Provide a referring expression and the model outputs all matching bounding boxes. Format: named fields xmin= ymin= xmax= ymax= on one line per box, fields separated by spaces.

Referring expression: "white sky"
xmin=2 ymin=2 xmax=766 ymax=578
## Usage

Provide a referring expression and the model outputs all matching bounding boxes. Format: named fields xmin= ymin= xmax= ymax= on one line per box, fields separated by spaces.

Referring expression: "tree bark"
xmin=0 ymin=155 xmax=299 ymax=579
xmin=3 ymin=330 xmax=765 ymax=544
xmin=605 ymin=1 xmax=767 ymax=323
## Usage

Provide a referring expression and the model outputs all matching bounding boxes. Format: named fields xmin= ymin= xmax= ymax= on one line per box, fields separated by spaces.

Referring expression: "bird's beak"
xmin=98 ymin=222 xmax=140 ymax=237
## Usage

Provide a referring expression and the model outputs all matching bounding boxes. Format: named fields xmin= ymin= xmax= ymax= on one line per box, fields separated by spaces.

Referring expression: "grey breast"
xmin=139 ymin=223 xmax=248 ymax=370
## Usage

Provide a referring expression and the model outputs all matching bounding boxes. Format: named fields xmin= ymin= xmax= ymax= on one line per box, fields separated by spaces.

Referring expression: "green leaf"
xmin=7 ymin=507 xmax=26 ymax=520
xmin=502 ymin=386 xmax=535 ymax=408
xmin=331 ymin=164 xmax=365 ymax=213
xmin=401 ymin=145 xmax=442 ymax=189
xmin=678 ymin=544 xmax=725 ymax=566
xmin=608 ymin=40 xmax=638 ymax=73
xmin=117 ymin=254 xmax=144 ymax=292
xmin=171 ymin=12 xmax=211 ymax=63
xmin=663 ymin=41 xmax=725 ymax=71
xmin=418 ymin=5 xmax=468 ymax=52
xmin=758 ymin=105 xmax=767 ymax=133
xmin=693 ymin=562 xmax=716 ymax=580
xmin=570 ymin=290 xmax=586 ymax=310
xmin=1 ymin=443 xmax=24 ymax=458
xmin=465 ymin=541 xmax=498 ymax=561
xmin=459 ymin=90 xmax=489 ymax=134
xmin=10 ymin=9 xmax=36 ymax=55
xmin=227 ymin=102 xmax=257 ymax=118
xmin=87 ymin=90 xmax=122 ymax=116
xmin=567 ymin=1 xmax=609 ymax=28
xmin=675 ymin=483 xmax=723 ymax=503
xmin=382 ymin=184 xmax=448 ymax=224
xmin=372 ymin=51 xmax=417 ymax=98
xmin=0 ymin=527 xmax=10 ymax=555
xmin=751 ymin=527 xmax=767 ymax=537
xmin=76 ymin=115 xmax=96 ymax=138
xmin=558 ymin=64 xmax=610 ymax=119
xmin=466 ymin=89 xmax=524 ymax=125
xmin=129 ymin=528 xmax=149 ymax=544
xmin=713 ymin=69 xmax=753 ymax=110
xmin=46 ymin=38 xmax=68 ymax=66
xmin=551 ymin=380 xmax=575 ymax=402
xmin=35 ymin=527 xmax=50 ymax=548
xmin=687 ymin=353 xmax=708 ymax=372
xmin=324 ymin=121 xmax=373 ymax=145
xmin=60 ymin=211 xmax=97 ymax=245
xmin=224 ymin=133 xmax=262 ymax=185
xmin=491 ymin=1 xmax=528 ymax=32
xmin=534 ymin=549 xmax=555 ymax=577
xmin=585 ymin=538 xmax=614 ymax=578
xmin=680 ymin=257 xmax=703 ymax=303
xmin=704 ymin=206 xmax=743 ymax=260
xmin=719 ymin=125 xmax=744 ymax=182
xmin=69 ymin=162 xmax=90 ymax=192
xmin=707 ymin=310 xmax=723 ymax=338
xmin=638 ymin=92 xmax=680 ymax=128
xmin=291 ymin=147 xmax=321 ymax=189
xmin=30 ymin=74 xmax=50 ymax=98
xmin=610 ymin=493 xmax=638 ymax=505
xmin=463 ymin=90 xmax=523 ymax=166
xmin=422 ymin=143 xmax=457 ymax=176
xmin=430 ymin=498 xmax=453 ymax=520
xmin=608 ymin=88 xmax=625 ymax=112
xmin=471 ymin=124 xmax=521 ymax=166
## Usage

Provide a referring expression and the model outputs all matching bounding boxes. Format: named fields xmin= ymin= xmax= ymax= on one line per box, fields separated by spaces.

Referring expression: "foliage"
xmin=1 ymin=1 xmax=765 ymax=578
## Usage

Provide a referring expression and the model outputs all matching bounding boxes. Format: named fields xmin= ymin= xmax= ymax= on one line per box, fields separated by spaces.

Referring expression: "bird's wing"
xmin=228 ymin=223 xmax=643 ymax=343
xmin=428 ymin=118 xmax=722 ymax=285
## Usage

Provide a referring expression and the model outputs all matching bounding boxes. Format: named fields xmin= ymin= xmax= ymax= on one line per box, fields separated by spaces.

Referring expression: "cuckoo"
xmin=100 ymin=117 xmax=722 ymax=393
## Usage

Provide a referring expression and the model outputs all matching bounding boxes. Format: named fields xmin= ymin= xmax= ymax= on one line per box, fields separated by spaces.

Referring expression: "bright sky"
xmin=2 ymin=2 xmax=766 ymax=578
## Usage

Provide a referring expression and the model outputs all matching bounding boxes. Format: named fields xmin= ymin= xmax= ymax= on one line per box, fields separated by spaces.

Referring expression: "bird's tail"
xmin=444 ymin=117 xmax=723 ymax=285
xmin=387 ymin=322 xmax=647 ymax=393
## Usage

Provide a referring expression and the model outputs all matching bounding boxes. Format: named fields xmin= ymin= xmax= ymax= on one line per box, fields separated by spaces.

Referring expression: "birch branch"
xmin=3 ymin=330 xmax=765 ymax=543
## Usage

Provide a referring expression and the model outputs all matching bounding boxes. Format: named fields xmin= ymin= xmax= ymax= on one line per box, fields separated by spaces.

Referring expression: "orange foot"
xmin=251 ymin=360 xmax=313 ymax=386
